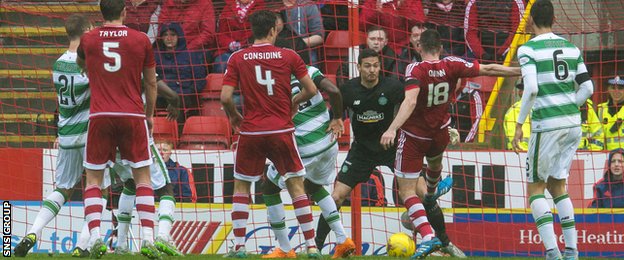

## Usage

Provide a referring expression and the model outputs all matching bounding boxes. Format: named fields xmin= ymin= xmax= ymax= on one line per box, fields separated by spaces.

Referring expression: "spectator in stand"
xmin=425 ymin=0 xmax=466 ymax=56
xmin=280 ymin=0 xmax=325 ymax=65
xmin=360 ymin=0 xmax=426 ymax=53
xmin=274 ymin=11 xmax=310 ymax=63
xmin=337 ymin=26 xmax=399 ymax=86
xmin=464 ymin=0 xmax=524 ymax=63
xmin=598 ymin=76 xmax=624 ymax=151
xmin=398 ymin=24 xmax=425 ymax=80
xmin=155 ymin=22 xmax=207 ymax=127
xmin=125 ymin=0 xmax=162 ymax=43
xmin=450 ymin=83 xmax=483 ymax=143
xmin=213 ymin=0 xmax=266 ymax=73
xmin=157 ymin=141 xmax=197 ymax=203
xmin=159 ymin=0 xmax=216 ymax=52
xmin=590 ymin=148 xmax=624 ymax=208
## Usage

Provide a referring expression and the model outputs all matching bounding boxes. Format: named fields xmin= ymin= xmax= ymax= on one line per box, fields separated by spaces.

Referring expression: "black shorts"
xmin=337 ymin=142 xmax=396 ymax=188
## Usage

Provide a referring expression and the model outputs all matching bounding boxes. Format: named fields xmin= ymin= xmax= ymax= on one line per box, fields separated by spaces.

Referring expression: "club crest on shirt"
xmin=378 ymin=96 xmax=388 ymax=106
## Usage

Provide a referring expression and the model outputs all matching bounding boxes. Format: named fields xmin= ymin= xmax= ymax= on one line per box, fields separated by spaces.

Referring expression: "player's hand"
xmin=146 ymin=116 xmax=154 ymax=136
xmin=229 ymin=112 xmax=243 ymax=132
xmin=53 ymin=137 xmax=59 ymax=149
xmin=448 ymin=127 xmax=460 ymax=145
xmin=326 ymin=118 xmax=344 ymax=141
xmin=380 ymin=129 xmax=396 ymax=150
xmin=511 ymin=124 xmax=524 ymax=154
xmin=166 ymin=104 xmax=179 ymax=121
xmin=290 ymin=102 xmax=300 ymax=118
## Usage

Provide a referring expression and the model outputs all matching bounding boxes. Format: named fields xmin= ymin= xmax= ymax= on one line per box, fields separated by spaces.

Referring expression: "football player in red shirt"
xmin=76 ymin=0 xmax=160 ymax=258
xmin=220 ymin=10 xmax=322 ymax=258
xmin=380 ymin=29 xmax=520 ymax=258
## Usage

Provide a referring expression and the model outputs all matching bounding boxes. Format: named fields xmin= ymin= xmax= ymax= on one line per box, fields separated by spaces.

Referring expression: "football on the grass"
xmin=387 ymin=232 xmax=415 ymax=257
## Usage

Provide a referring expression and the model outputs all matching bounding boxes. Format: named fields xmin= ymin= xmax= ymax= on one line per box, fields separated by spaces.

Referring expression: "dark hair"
xmin=100 ymin=0 xmax=126 ymax=21
xmin=358 ymin=48 xmax=380 ymax=64
xmin=249 ymin=10 xmax=277 ymax=40
xmin=65 ymin=14 xmax=91 ymax=40
xmin=531 ymin=0 xmax=554 ymax=28
xmin=419 ymin=29 xmax=442 ymax=54
xmin=366 ymin=26 xmax=387 ymax=37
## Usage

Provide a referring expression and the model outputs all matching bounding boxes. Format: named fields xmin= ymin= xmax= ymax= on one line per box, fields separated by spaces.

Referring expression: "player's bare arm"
xmin=479 ymin=64 xmax=522 ymax=77
xmin=319 ymin=77 xmax=344 ymax=138
xmin=292 ymin=75 xmax=318 ymax=115
xmin=221 ymin=84 xmax=243 ymax=130
xmin=143 ymin=66 xmax=158 ymax=132
xmin=157 ymin=80 xmax=180 ymax=121
xmin=381 ymin=85 xmax=420 ymax=150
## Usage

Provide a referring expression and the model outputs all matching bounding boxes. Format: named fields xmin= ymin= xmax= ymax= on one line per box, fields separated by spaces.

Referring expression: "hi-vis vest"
xmin=504 ymin=101 xmax=530 ymax=151
xmin=579 ymin=100 xmax=603 ymax=151
xmin=598 ymin=100 xmax=624 ymax=150
xmin=505 ymin=100 xmax=603 ymax=151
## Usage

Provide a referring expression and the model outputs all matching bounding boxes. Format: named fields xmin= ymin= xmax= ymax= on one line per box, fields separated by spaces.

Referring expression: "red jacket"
xmin=464 ymin=0 xmax=524 ymax=58
xmin=159 ymin=0 xmax=216 ymax=50
xmin=216 ymin=0 xmax=266 ymax=56
xmin=124 ymin=0 xmax=161 ymax=33
xmin=360 ymin=0 xmax=426 ymax=52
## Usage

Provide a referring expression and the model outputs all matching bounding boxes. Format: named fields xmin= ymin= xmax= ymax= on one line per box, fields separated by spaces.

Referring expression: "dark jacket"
xmin=398 ymin=45 xmax=422 ymax=81
xmin=337 ymin=44 xmax=399 ymax=87
xmin=426 ymin=0 xmax=467 ymax=56
xmin=165 ymin=159 xmax=193 ymax=201
xmin=590 ymin=172 xmax=624 ymax=208
xmin=155 ymin=23 xmax=207 ymax=94
xmin=590 ymin=149 xmax=624 ymax=208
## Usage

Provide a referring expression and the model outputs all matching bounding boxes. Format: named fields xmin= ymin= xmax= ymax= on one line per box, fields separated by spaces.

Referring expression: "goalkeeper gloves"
xmin=448 ymin=127 xmax=460 ymax=145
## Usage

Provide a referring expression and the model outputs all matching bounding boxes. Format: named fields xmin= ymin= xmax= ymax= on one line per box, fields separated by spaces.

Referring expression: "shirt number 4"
xmin=255 ymin=65 xmax=275 ymax=96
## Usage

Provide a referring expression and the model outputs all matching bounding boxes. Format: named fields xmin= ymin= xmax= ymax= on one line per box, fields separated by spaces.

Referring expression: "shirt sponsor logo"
xmin=357 ymin=111 xmax=384 ymax=123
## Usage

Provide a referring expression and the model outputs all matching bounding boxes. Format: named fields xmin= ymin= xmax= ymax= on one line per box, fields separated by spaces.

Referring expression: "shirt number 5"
xmin=103 ymin=42 xmax=122 ymax=72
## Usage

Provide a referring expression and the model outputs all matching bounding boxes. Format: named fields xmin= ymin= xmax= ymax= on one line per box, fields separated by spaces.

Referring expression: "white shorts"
xmin=112 ymin=138 xmax=170 ymax=190
xmin=526 ymin=127 xmax=581 ymax=183
xmin=267 ymin=144 xmax=338 ymax=189
xmin=56 ymin=147 xmax=110 ymax=190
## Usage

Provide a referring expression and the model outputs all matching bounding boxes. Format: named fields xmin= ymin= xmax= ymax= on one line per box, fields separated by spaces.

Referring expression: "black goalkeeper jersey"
xmin=341 ymin=76 xmax=405 ymax=152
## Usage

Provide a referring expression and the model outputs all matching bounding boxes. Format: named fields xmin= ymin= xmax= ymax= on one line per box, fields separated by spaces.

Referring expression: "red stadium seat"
xmin=202 ymin=73 xmax=224 ymax=100
xmin=325 ymin=30 xmax=350 ymax=58
xmin=338 ymin=118 xmax=351 ymax=151
xmin=200 ymin=100 xmax=226 ymax=117
xmin=180 ymin=116 xmax=231 ymax=150
xmin=152 ymin=116 xmax=179 ymax=143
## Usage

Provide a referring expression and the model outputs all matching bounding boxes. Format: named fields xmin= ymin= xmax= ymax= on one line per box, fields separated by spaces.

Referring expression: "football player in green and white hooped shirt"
xmin=14 ymin=15 xmax=111 ymax=258
xmin=512 ymin=1 xmax=593 ymax=260
xmin=263 ymin=66 xmax=356 ymax=259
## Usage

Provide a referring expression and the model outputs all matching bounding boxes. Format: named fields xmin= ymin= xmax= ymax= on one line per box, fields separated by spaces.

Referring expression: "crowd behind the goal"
xmin=10 ymin=0 xmax=624 ymax=259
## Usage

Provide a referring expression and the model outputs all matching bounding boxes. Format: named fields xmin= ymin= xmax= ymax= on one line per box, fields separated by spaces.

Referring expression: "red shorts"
xmin=234 ymin=132 xmax=305 ymax=182
xmin=394 ymin=129 xmax=449 ymax=178
xmin=84 ymin=117 xmax=152 ymax=170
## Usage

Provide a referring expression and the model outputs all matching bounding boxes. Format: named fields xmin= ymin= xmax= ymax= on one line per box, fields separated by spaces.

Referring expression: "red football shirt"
xmin=402 ymin=57 xmax=480 ymax=137
xmin=78 ymin=25 xmax=155 ymax=118
xmin=223 ymin=43 xmax=308 ymax=134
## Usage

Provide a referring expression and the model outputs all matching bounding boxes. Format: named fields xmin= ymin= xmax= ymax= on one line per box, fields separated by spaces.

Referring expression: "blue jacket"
xmin=590 ymin=173 xmax=624 ymax=208
xmin=155 ymin=22 xmax=207 ymax=94
xmin=165 ymin=159 xmax=192 ymax=200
